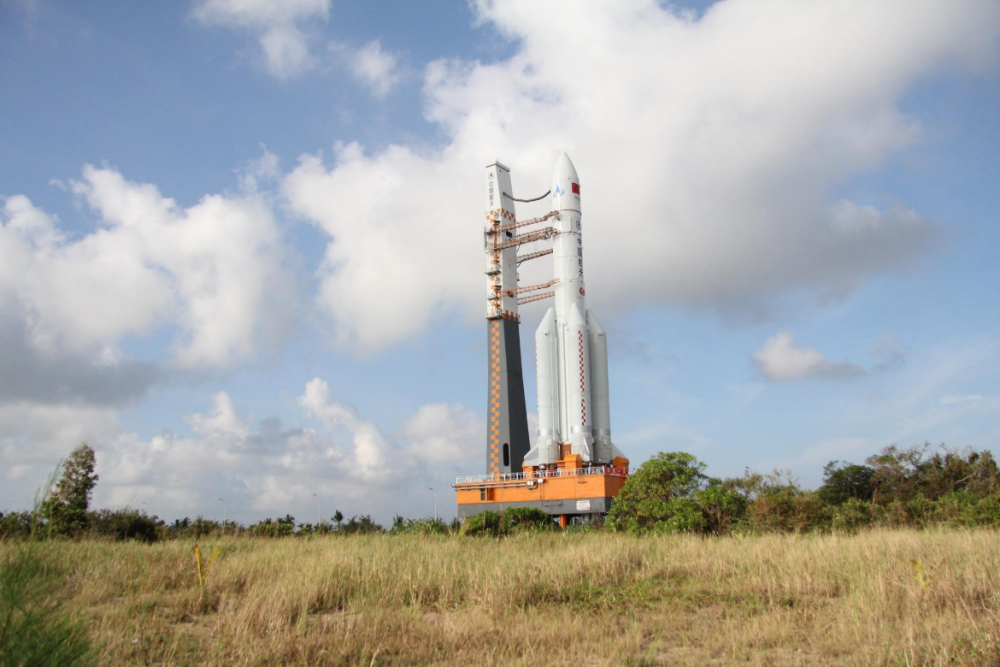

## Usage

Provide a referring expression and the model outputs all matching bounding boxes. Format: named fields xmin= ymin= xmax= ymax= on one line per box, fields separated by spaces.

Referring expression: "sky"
xmin=1 ymin=0 xmax=998 ymax=525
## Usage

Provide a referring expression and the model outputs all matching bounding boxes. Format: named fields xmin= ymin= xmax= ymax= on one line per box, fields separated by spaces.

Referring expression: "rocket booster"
xmin=527 ymin=154 xmax=621 ymax=467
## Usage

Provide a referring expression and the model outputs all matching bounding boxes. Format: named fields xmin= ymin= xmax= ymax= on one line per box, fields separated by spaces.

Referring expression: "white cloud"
xmin=0 ymin=380 xmax=484 ymax=521
xmin=298 ymin=377 xmax=401 ymax=478
xmin=237 ymin=144 xmax=281 ymax=194
xmin=347 ymin=40 xmax=401 ymax=98
xmin=1 ymin=165 xmax=295 ymax=369
xmin=192 ymin=0 xmax=331 ymax=79
xmin=92 ymin=381 xmax=483 ymax=521
xmin=283 ymin=0 xmax=998 ymax=354
xmin=0 ymin=402 xmax=119 ymax=464
xmin=395 ymin=403 xmax=483 ymax=464
xmin=754 ymin=332 xmax=866 ymax=382
xmin=186 ymin=392 xmax=250 ymax=437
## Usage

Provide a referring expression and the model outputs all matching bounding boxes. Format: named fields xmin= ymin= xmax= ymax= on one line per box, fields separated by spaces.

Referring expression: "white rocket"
xmin=527 ymin=154 xmax=623 ymax=468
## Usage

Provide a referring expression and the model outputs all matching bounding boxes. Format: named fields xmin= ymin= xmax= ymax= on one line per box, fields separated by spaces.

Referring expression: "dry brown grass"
xmin=5 ymin=528 xmax=1000 ymax=665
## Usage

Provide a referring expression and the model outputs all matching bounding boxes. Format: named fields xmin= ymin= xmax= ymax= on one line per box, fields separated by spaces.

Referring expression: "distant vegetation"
xmin=3 ymin=442 xmax=998 ymax=542
xmin=607 ymin=444 xmax=1000 ymax=535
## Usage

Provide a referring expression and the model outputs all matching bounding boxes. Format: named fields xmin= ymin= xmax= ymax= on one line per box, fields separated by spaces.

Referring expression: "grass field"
xmin=5 ymin=528 xmax=1000 ymax=666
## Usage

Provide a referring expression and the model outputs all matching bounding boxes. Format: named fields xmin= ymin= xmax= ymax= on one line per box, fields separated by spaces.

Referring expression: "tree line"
xmin=2 ymin=442 xmax=999 ymax=541
xmin=605 ymin=444 xmax=1000 ymax=534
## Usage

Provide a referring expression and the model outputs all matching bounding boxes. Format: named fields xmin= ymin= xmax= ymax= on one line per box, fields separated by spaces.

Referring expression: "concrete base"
xmin=457 ymin=496 xmax=615 ymax=520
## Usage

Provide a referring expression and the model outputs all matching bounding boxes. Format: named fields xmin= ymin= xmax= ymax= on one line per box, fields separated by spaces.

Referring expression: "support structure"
xmin=483 ymin=162 xmax=531 ymax=474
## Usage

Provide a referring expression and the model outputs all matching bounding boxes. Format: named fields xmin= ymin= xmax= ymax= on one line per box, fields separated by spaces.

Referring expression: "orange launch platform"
xmin=454 ymin=455 xmax=629 ymax=525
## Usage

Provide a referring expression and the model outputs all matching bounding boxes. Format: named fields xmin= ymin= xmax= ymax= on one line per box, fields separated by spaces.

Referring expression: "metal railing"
xmin=454 ymin=466 xmax=627 ymax=485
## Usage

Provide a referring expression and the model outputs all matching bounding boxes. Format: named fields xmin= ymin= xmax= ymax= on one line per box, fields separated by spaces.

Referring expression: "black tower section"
xmin=486 ymin=317 xmax=531 ymax=475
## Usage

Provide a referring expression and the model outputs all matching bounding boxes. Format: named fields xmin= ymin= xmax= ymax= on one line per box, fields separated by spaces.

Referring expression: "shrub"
xmin=500 ymin=508 xmax=553 ymax=533
xmin=831 ymin=498 xmax=874 ymax=532
xmin=461 ymin=511 xmax=502 ymax=537
xmin=339 ymin=515 xmax=384 ymax=535
xmin=389 ymin=518 xmax=451 ymax=535
xmin=89 ymin=507 xmax=161 ymax=543
xmin=606 ymin=452 xmax=709 ymax=534
xmin=695 ymin=486 xmax=747 ymax=534
xmin=648 ymin=498 xmax=705 ymax=534
xmin=190 ymin=516 xmax=222 ymax=538
xmin=904 ymin=494 xmax=934 ymax=527
xmin=744 ymin=475 xmax=829 ymax=533
xmin=965 ymin=494 xmax=1000 ymax=526
xmin=818 ymin=461 xmax=875 ymax=505
xmin=0 ymin=511 xmax=34 ymax=540
xmin=933 ymin=491 xmax=978 ymax=526
xmin=247 ymin=520 xmax=294 ymax=538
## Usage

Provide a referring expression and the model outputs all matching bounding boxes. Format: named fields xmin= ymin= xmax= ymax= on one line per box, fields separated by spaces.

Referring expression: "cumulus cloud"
xmin=237 ymin=144 xmax=281 ymax=194
xmin=0 ymin=321 xmax=159 ymax=408
xmin=0 ymin=401 xmax=119 ymax=477
xmin=346 ymin=40 xmax=401 ymax=98
xmin=0 ymin=377 xmax=484 ymax=520
xmin=192 ymin=0 xmax=331 ymax=78
xmin=0 ymin=166 xmax=295 ymax=370
xmin=283 ymin=0 xmax=998 ymax=353
xmin=754 ymin=332 xmax=866 ymax=382
xmin=78 ymin=380 xmax=483 ymax=521
xmin=396 ymin=402 xmax=484 ymax=464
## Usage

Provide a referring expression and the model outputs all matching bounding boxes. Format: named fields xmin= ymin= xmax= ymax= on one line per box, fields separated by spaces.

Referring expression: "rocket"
xmin=526 ymin=154 xmax=623 ymax=468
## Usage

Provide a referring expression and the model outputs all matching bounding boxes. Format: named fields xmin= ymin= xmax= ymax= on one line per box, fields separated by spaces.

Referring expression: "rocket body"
xmin=527 ymin=154 xmax=620 ymax=468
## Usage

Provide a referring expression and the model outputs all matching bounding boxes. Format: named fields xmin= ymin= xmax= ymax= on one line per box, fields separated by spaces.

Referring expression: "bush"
xmin=189 ymin=516 xmax=222 ymax=538
xmin=648 ymin=498 xmax=705 ymax=534
xmin=970 ymin=494 xmax=1000 ymax=526
xmin=831 ymin=498 xmax=874 ymax=532
xmin=607 ymin=452 xmax=709 ymax=534
xmin=905 ymin=494 xmax=934 ymax=527
xmin=695 ymin=486 xmax=747 ymax=534
xmin=0 ymin=511 xmax=34 ymax=540
xmin=461 ymin=511 xmax=502 ymax=537
xmin=339 ymin=515 xmax=384 ymax=535
xmin=499 ymin=508 xmax=553 ymax=533
xmin=745 ymin=483 xmax=829 ymax=533
xmin=89 ymin=507 xmax=161 ymax=543
xmin=933 ymin=491 xmax=978 ymax=526
xmin=247 ymin=520 xmax=294 ymax=538
xmin=818 ymin=461 xmax=875 ymax=506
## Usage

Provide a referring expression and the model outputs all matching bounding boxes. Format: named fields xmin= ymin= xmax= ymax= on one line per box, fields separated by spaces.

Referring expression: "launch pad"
xmin=454 ymin=456 xmax=630 ymax=527
xmin=455 ymin=155 xmax=630 ymax=526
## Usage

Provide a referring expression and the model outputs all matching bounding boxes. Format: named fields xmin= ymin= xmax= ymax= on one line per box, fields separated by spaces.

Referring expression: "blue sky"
xmin=1 ymin=0 xmax=998 ymax=524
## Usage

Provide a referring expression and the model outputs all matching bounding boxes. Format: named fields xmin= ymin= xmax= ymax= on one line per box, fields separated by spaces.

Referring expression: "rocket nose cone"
xmin=552 ymin=153 xmax=579 ymax=184
xmin=551 ymin=152 xmax=581 ymax=211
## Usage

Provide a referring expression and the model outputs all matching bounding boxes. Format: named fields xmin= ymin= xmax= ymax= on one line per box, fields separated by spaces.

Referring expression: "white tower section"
xmin=527 ymin=153 xmax=623 ymax=468
xmin=484 ymin=162 xmax=519 ymax=320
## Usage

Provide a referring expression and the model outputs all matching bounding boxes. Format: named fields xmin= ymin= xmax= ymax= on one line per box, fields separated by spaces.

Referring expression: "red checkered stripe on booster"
xmin=578 ymin=331 xmax=586 ymax=426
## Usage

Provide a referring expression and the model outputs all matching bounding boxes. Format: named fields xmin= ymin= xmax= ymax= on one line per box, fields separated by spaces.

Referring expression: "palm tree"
xmin=332 ymin=510 xmax=343 ymax=530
